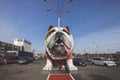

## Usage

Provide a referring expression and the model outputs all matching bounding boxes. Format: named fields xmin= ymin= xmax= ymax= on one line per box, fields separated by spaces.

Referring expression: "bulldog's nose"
xmin=56 ymin=32 xmax=63 ymax=37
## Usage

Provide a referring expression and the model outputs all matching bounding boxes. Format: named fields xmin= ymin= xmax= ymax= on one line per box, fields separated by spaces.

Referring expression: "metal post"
xmin=44 ymin=0 xmax=72 ymax=28
xmin=57 ymin=0 xmax=61 ymax=28
xmin=58 ymin=16 xmax=61 ymax=28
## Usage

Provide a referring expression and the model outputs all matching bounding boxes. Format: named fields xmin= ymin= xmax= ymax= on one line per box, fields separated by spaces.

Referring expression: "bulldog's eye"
xmin=46 ymin=30 xmax=55 ymax=39
xmin=62 ymin=29 xmax=70 ymax=35
xmin=48 ymin=30 xmax=55 ymax=34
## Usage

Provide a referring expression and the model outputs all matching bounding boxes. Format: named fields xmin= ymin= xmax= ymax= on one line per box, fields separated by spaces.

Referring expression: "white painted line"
xmin=47 ymin=74 xmax=50 ymax=80
xmin=69 ymin=73 xmax=75 ymax=80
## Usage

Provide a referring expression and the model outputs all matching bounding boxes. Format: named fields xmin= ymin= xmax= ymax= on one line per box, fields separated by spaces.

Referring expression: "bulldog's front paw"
xmin=43 ymin=64 xmax=52 ymax=70
xmin=68 ymin=64 xmax=78 ymax=70
xmin=67 ymin=59 xmax=78 ymax=70
xmin=42 ymin=59 xmax=52 ymax=70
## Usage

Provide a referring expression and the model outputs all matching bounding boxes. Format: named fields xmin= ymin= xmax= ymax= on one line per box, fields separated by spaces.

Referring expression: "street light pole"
xmin=44 ymin=0 xmax=72 ymax=27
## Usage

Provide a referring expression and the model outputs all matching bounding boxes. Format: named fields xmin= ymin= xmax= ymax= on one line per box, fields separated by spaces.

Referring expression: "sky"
xmin=0 ymin=0 xmax=120 ymax=53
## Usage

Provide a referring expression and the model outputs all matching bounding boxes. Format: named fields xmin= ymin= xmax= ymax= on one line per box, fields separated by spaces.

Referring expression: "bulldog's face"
xmin=45 ymin=25 xmax=74 ymax=59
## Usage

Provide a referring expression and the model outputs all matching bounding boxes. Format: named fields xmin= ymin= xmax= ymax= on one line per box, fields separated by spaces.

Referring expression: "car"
xmin=0 ymin=56 xmax=6 ymax=65
xmin=86 ymin=58 xmax=92 ymax=62
xmin=73 ymin=58 xmax=87 ymax=66
xmin=34 ymin=56 xmax=41 ymax=61
xmin=91 ymin=57 xmax=116 ymax=67
xmin=0 ymin=56 xmax=18 ymax=65
xmin=17 ymin=57 xmax=33 ymax=64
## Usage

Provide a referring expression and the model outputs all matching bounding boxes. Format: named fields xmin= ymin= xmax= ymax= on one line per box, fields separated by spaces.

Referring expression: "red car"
xmin=0 ymin=56 xmax=18 ymax=64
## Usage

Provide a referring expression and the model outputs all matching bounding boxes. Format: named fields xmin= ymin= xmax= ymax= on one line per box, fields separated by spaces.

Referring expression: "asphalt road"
xmin=0 ymin=60 xmax=120 ymax=80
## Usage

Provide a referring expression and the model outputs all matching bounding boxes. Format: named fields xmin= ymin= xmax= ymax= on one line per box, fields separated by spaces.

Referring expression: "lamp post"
xmin=44 ymin=0 xmax=73 ymax=27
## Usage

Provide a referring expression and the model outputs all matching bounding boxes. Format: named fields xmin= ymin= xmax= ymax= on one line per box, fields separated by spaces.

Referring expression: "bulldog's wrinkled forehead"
xmin=45 ymin=25 xmax=71 ymax=39
xmin=48 ymin=25 xmax=70 ymax=32
xmin=53 ymin=27 xmax=63 ymax=31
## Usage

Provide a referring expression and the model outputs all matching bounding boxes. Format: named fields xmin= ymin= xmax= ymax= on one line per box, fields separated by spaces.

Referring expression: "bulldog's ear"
xmin=65 ymin=26 xmax=70 ymax=32
xmin=48 ymin=25 xmax=53 ymax=31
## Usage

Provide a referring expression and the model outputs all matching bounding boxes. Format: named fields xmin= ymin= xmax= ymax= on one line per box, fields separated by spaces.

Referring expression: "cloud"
xmin=74 ymin=25 xmax=120 ymax=53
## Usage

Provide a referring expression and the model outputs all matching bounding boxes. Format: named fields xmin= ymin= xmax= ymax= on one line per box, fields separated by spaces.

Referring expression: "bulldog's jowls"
xmin=43 ymin=25 xmax=78 ymax=71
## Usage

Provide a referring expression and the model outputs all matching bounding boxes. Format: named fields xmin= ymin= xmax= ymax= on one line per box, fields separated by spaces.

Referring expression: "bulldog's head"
xmin=45 ymin=25 xmax=74 ymax=60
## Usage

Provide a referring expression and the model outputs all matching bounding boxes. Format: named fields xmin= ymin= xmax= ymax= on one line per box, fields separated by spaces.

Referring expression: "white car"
xmin=91 ymin=57 xmax=116 ymax=67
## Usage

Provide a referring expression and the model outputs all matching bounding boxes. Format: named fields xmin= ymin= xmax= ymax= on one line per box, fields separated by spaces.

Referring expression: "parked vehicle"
xmin=18 ymin=51 xmax=33 ymax=58
xmin=0 ymin=56 xmax=18 ymax=65
xmin=34 ymin=56 xmax=40 ymax=61
xmin=73 ymin=58 xmax=87 ymax=66
xmin=86 ymin=58 xmax=92 ymax=62
xmin=17 ymin=57 xmax=33 ymax=64
xmin=0 ymin=51 xmax=33 ymax=65
xmin=0 ymin=56 xmax=6 ymax=64
xmin=91 ymin=57 xmax=116 ymax=67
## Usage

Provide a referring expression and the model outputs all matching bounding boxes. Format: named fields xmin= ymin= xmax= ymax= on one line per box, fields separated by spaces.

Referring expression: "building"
xmin=0 ymin=41 xmax=20 ymax=51
xmin=13 ymin=38 xmax=31 ymax=52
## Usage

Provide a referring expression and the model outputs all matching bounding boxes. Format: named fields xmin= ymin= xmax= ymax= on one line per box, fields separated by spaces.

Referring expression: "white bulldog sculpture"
xmin=43 ymin=25 xmax=78 ymax=71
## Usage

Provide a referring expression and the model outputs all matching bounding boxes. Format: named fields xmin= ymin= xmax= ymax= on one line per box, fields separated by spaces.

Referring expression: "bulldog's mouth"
xmin=48 ymin=38 xmax=71 ymax=59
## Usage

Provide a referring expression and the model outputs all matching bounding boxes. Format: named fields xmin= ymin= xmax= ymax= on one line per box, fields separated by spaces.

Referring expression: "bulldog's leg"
xmin=43 ymin=56 xmax=53 ymax=70
xmin=67 ymin=59 xmax=78 ymax=70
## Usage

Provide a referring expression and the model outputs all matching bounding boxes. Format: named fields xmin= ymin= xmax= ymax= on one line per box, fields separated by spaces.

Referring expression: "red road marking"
xmin=47 ymin=74 xmax=74 ymax=80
